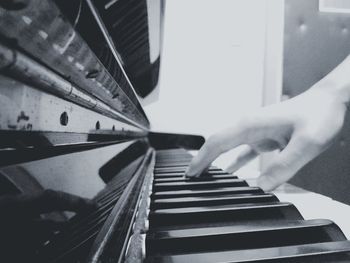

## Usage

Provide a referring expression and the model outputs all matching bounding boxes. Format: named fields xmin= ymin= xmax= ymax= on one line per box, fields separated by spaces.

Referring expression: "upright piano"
xmin=1 ymin=0 xmax=350 ymax=262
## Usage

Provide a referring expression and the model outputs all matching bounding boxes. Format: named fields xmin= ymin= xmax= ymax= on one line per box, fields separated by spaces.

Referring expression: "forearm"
xmin=313 ymin=54 xmax=350 ymax=105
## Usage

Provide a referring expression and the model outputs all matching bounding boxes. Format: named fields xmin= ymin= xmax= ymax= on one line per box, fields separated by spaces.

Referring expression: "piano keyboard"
xmin=143 ymin=148 xmax=350 ymax=262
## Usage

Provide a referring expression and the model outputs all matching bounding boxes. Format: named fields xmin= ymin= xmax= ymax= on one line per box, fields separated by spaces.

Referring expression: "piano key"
xmin=145 ymin=240 xmax=350 ymax=263
xmin=150 ymin=193 xmax=278 ymax=209
xmin=202 ymin=170 xmax=229 ymax=175
xmin=154 ymin=175 xmax=236 ymax=182
xmin=146 ymin=219 xmax=346 ymax=255
xmin=156 ymin=157 xmax=190 ymax=160
xmin=154 ymin=164 xmax=190 ymax=169
xmin=149 ymin=202 xmax=303 ymax=229
xmin=154 ymin=173 xmax=229 ymax=179
xmin=154 ymin=168 xmax=224 ymax=174
xmin=154 ymin=172 xmax=186 ymax=177
xmin=152 ymin=186 xmax=264 ymax=199
xmin=154 ymin=174 xmax=234 ymax=184
xmin=150 ymin=150 xmax=350 ymax=263
xmin=154 ymin=175 xmax=238 ymax=183
xmin=153 ymin=179 xmax=248 ymax=191
xmin=154 ymin=170 xmax=187 ymax=175
xmin=157 ymin=155 xmax=191 ymax=158
xmin=154 ymin=172 xmax=230 ymax=180
xmin=156 ymin=157 xmax=191 ymax=161
xmin=156 ymin=156 xmax=191 ymax=160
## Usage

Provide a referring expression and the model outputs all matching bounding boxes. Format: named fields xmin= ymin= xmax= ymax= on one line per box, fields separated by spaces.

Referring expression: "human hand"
xmin=186 ymin=85 xmax=347 ymax=191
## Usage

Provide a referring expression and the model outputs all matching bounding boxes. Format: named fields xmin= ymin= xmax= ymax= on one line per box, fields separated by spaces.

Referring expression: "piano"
xmin=1 ymin=0 xmax=350 ymax=262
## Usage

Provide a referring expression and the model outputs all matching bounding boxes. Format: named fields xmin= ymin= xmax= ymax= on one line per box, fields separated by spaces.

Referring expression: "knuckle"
xmin=275 ymin=158 xmax=291 ymax=171
xmin=309 ymin=138 xmax=324 ymax=149
xmin=304 ymin=134 xmax=324 ymax=150
xmin=206 ymin=134 xmax=221 ymax=150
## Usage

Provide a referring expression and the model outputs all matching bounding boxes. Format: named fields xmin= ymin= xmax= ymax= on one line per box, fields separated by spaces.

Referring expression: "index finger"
xmin=185 ymin=120 xmax=263 ymax=177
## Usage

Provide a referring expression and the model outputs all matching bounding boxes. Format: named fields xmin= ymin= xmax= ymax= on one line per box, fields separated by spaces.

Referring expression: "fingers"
xmin=257 ymin=133 xmax=323 ymax=191
xmin=185 ymin=133 xmax=241 ymax=178
xmin=186 ymin=119 xmax=266 ymax=178
xmin=225 ymin=146 xmax=258 ymax=173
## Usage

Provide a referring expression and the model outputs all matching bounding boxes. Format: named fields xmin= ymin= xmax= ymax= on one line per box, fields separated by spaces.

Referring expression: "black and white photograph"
xmin=1 ymin=0 xmax=350 ymax=262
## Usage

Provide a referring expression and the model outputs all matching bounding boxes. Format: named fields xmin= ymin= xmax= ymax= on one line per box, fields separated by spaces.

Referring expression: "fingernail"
xmin=184 ymin=166 xmax=199 ymax=177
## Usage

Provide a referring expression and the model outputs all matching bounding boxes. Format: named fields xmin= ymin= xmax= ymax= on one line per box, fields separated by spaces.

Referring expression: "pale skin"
xmin=186 ymin=54 xmax=350 ymax=191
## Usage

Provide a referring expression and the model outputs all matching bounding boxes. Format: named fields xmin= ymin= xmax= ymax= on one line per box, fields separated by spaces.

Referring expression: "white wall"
xmin=145 ymin=0 xmax=272 ymax=170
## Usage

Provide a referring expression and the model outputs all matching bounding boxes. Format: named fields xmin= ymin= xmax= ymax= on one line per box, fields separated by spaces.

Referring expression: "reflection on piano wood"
xmin=1 ymin=0 xmax=350 ymax=262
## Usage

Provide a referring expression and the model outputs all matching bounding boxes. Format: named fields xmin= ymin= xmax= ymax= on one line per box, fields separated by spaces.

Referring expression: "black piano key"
xmin=153 ymin=174 xmax=232 ymax=180
xmin=156 ymin=157 xmax=190 ymax=161
xmin=154 ymin=166 xmax=221 ymax=172
xmin=148 ymin=149 xmax=350 ymax=263
xmin=156 ymin=156 xmax=191 ymax=160
xmin=154 ymin=168 xmax=224 ymax=175
xmin=145 ymin=241 xmax=350 ymax=263
xmin=155 ymin=163 xmax=190 ymax=169
xmin=154 ymin=175 xmax=238 ymax=183
xmin=152 ymin=186 xmax=264 ymax=199
xmin=154 ymin=170 xmax=187 ymax=175
xmin=146 ymin=219 xmax=346 ymax=255
xmin=153 ymin=179 xmax=248 ymax=191
xmin=150 ymin=193 xmax=277 ymax=209
xmin=154 ymin=173 xmax=186 ymax=179
xmin=149 ymin=202 xmax=303 ymax=229
xmin=157 ymin=157 xmax=191 ymax=160
xmin=154 ymin=172 xmax=230 ymax=180
xmin=153 ymin=173 xmax=187 ymax=178
xmin=155 ymin=161 xmax=191 ymax=166
xmin=154 ymin=177 xmax=241 ymax=184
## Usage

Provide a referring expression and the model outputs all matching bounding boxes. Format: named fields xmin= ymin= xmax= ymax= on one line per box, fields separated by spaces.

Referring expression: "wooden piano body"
xmin=1 ymin=0 xmax=350 ymax=262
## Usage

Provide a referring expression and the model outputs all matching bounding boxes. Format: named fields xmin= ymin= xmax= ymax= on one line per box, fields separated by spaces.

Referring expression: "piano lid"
xmin=0 ymin=0 xmax=165 ymax=131
xmin=54 ymin=0 xmax=165 ymax=99
xmin=92 ymin=0 xmax=165 ymax=98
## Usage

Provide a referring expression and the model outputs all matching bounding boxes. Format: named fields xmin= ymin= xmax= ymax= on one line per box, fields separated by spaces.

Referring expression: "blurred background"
xmin=144 ymin=0 xmax=350 ymax=204
xmin=145 ymin=0 xmax=277 ymax=172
